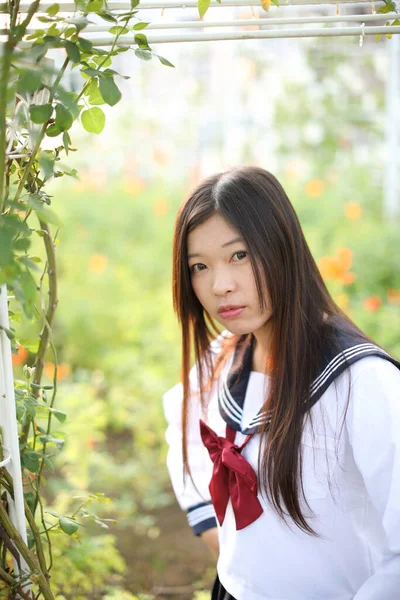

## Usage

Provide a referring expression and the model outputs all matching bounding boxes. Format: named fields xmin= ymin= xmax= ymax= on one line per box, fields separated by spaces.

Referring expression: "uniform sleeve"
xmin=162 ymin=373 xmax=217 ymax=536
xmin=346 ymin=357 xmax=400 ymax=600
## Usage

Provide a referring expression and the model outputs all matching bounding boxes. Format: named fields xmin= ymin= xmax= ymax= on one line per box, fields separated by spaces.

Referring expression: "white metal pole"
xmin=0 ymin=284 xmax=29 ymax=574
xmin=26 ymin=24 xmax=399 ymax=46
xmin=16 ymin=0 xmax=386 ymax=11
xmin=384 ymin=35 xmax=400 ymax=218
xmin=13 ymin=12 xmax=398 ymax=36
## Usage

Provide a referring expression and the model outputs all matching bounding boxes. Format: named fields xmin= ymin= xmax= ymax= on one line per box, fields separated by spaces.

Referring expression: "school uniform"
xmin=163 ymin=318 xmax=400 ymax=600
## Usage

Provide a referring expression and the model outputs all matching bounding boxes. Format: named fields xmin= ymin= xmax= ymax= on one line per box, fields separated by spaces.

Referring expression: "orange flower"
xmin=305 ymin=179 xmax=325 ymax=198
xmin=43 ymin=362 xmax=71 ymax=381
xmin=344 ymin=202 xmax=362 ymax=220
xmin=318 ymin=247 xmax=356 ymax=285
xmin=153 ymin=149 xmax=169 ymax=166
xmin=89 ymin=254 xmax=108 ymax=274
xmin=12 ymin=345 xmax=28 ymax=367
xmin=387 ymin=289 xmax=400 ymax=305
xmin=153 ymin=198 xmax=169 ymax=216
xmin=86 ymin=436 xmax=97 ymax=449
xmin=363 ymin=296 xmax=382 ymax=312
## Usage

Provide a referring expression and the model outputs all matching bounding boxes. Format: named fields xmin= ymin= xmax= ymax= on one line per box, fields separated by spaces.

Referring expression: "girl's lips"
xmin=218 ymin=307 xmax=245 ymax=319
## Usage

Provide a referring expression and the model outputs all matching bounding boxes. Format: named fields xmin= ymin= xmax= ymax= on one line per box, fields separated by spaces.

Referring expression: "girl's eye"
xmin=232 ymin=251 xmax=248 ymax=262
xmin=190 ymin=263 xmax=207 ymax=274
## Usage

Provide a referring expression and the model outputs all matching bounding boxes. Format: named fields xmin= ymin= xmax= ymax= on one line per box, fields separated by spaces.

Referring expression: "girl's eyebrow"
xmin=188 ymin=237 xmax=244 ymax=259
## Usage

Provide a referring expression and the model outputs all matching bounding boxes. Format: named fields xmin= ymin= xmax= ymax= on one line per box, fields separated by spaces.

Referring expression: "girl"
xmin=163 ymin=166 xmax=400 ymax=600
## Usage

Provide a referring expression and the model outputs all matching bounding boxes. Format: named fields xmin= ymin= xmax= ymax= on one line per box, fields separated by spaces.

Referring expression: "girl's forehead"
xmin=187 ymin=214 xmax=242 ymax=256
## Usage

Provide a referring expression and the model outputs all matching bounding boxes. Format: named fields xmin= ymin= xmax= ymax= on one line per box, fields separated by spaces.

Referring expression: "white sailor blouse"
xmin=163 ymin=319 xmax=400 ymax=600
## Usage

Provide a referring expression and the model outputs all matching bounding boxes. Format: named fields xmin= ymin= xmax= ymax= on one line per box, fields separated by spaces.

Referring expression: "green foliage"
xmin=0 ymin=0 xmax=174 ymax=597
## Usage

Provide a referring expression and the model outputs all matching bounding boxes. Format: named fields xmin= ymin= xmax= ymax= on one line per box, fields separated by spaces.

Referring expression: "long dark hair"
xmin=172 ymin=166 xmax=372 ymax=534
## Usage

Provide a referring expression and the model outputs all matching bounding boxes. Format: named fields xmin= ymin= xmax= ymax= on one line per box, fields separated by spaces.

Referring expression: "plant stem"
xmin=0 ymin=41 xmax=12 ymax=216
xmin=2 ymin=468 xmax=49 ymax=581
xmin=20 ymin=221 xmax=58 ymax=447
xmin=0 ymin=502 xmax=54 ymax=600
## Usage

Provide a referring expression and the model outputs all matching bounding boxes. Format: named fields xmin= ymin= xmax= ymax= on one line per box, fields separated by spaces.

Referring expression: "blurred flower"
xmin=318 ymin=247 xmax=356 ymax=285
xmin=363 ymin=295 xmax=382 ymax=312
xmin=336 ymin=293 xmax=349 ymax=310
xmin=387 ymin=289 xmax=400 ymax=305
xmin=89 ymin=254 xmax=108 ymax=274
xmin=153 ymin=148 xmax=169 ymax=166
xmin=305 ymin=179 xmax=325 ymax=198
xmin=44 ymin=362 xmax=71 ymax=381
xmin=153 ymin=198 xmax=169 ymax=216
xmin=344 ymin=202 xmax=362 ymax=220
xmin=86 ymin=436 xmax=97 ymax=449
xmin=12 ymin=345 xmax=28 ymax=367
xmin=123 ymin=176 xmax=146 ymax=196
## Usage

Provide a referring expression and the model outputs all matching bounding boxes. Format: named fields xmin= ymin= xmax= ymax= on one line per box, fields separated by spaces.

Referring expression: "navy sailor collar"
xmin=217 ymin=318 xmax=400 ymax=435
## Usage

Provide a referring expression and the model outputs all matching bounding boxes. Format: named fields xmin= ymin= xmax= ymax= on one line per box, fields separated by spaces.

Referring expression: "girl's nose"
xmin=212 ymin=270 xmax=236 ymax=296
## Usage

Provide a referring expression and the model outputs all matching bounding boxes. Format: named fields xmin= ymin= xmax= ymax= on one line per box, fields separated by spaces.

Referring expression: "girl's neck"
xmin=252 ymin=331 xmax=272 ymax=374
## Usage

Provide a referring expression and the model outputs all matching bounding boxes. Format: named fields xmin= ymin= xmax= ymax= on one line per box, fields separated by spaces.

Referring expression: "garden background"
xmin=6 ymin=7 xmax=400 ymax=599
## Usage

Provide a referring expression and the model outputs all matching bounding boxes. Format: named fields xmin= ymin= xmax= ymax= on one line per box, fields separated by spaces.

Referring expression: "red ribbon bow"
xmin=200 ymin=419 xmax=263 ymax=530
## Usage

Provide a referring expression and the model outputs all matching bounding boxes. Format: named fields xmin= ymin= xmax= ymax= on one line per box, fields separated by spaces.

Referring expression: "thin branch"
xmin=12 ymin=57 xmax=70 ymax=206
xmin=0 ymin=502 xmax=55 ymax=600
xmin=20 ymin=220 xmax=58 ymax=446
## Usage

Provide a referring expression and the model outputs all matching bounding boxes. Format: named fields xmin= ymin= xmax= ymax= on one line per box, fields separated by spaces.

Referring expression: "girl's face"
xmin=187 ymin=213 xmax=273 ymax=338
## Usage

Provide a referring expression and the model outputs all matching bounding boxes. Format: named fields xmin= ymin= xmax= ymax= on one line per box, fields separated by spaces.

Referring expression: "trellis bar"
xmin=20 ymin=23 xmax=396 ymax=44
xmin=16 ymin=0 xmax=389 ymax=12
xmin=13 ymin=12 xmax=397 ymax=35
xmin=0 ymin=285 xmax=29 ymax=576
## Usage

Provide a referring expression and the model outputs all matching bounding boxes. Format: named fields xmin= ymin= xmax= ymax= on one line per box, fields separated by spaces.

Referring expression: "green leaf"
xmin=133 ymin=22 xmax=149 ymax=30
xmin=78 ymin=37 xmax=93 ymax=53
xmin=82 ymin=66 xmax=101 ymax=78
xmin=18 ymin=71 xmax=42 ymax=94
xmin=157 ymin=55 xmax=175 ymax=68
xmin=99 ymin=77 xmax=121 ymax=106
xmin=198 ymin=0 xmax=211 ymax=19
xmin=24 ymin=492 xmax=36 ymax=514
xmin=39 ymin=434 xmax=65 ymax=449
xmin=46 ymin=124 xmax=62 ymax=137
xmin=14 ymin=238 xmax=31 ymax=252
xmin=66 ymin=16 xmax=89 ymax=32
xmin=272 ymin=0 xmax=279 ymax=6
xmin=98 ymin=10 xmax=118 ymax=23
xmin=109 ymin=25 xmax=129 ymax=35
xmin=65 ymin=26 xmax=76 ymax=38
xmin=29 ymin=103 xmax=53 ymax=124
xmin=0 ymin=326 xmax=15 ymax=340
xmin=19 ymin=256 xmax=41 ymax=272
xmin=134 ymin=33 xmax=150 ymax=49
xmin=92 ymin=55 xmax=112 ymax=67
xmin=50 ymin=408 xmax=67 ymax=423
xmin=39 ymin=151 xmax=54 ymax=178
xmin=23 ymin=451 xmax=41 ymax=473
xmin=63 ymin=131 xmax=71 ymax=155
xmin=65 ymin=40 xmax=81 ymax=63
xmin=131 ymin=0 xmax=140 ymax=7
xmin=59 ymin=517 xmax=80 ymax=535
xmin=46 ymin=3 xmax=60 ymax=16
xmin=86 ymin=0 xmax=103 ymax=11
xmin=88 ymin=86 xmax=105 ymax=105
xmin=81 ymin=107 xmax=106 ymax=134
xmin=27 ymin=196 xmax=60 ymax=225
xmin=43 ymin=455 xmax=55 ymax=472
xmin=135 ymin=48 xmax=152 ymax=61
xmin=55 ymin=104 xmax=73 ymax=131
xmin=47 ymin=23 xmax=60 ymax=36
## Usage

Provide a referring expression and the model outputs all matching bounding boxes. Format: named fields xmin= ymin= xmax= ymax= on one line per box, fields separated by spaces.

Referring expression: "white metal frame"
xmin=0 ymin=285 xmax=29 ymax=575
